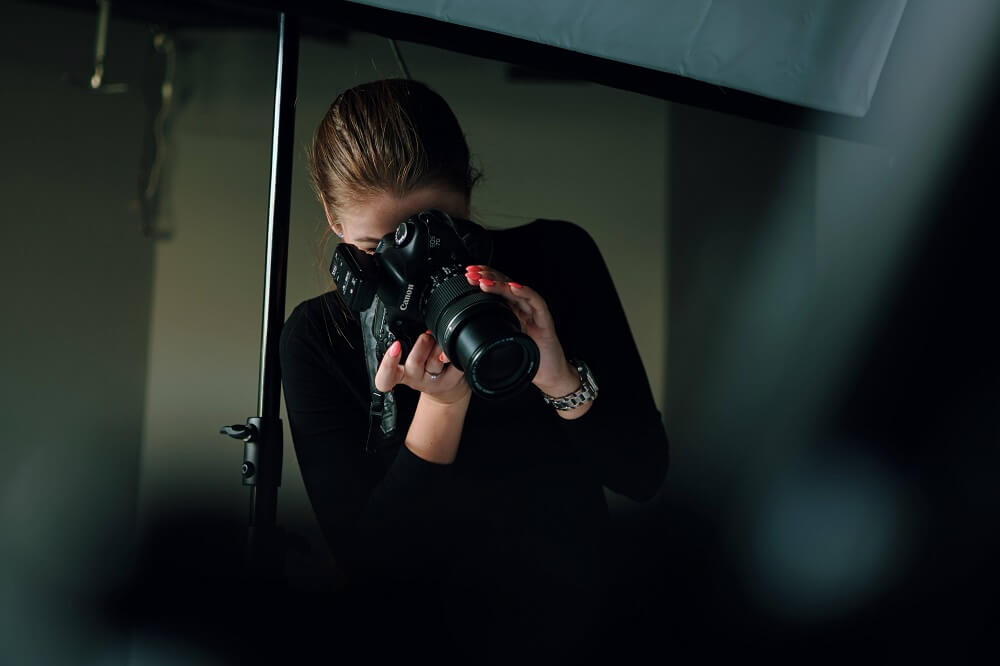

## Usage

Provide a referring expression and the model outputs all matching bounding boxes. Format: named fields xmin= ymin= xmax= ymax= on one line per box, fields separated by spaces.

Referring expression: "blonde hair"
xmin=309 ymin=78 xmax=481 ymax=223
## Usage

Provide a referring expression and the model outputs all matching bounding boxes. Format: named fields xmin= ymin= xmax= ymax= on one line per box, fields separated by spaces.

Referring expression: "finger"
xmin=404 ymin=331 xmax=435 ymax=379
xmin=471 ymin=265 xmax=515 ymax=293
xmin=465 ymin=265 xmax=510 ymax=286
xmin=465 ymin=265 xmax=493 ymax=286
xmin=465 ymin=278 xmax=532 ymax=328
xmin=374 ymin=340 xmax=405 ymax=392
xmin=424 ymin=341 xmax=446 ymax=375
xmin=419 ymin=363 xmax=466 ymax=397
xmin=474 ymin=275 xmax=523 ymax=305
xmin=476 ymin=276 xmax=513 ymax=293
xmin=476 ymin=287 xmax=531 ymax=335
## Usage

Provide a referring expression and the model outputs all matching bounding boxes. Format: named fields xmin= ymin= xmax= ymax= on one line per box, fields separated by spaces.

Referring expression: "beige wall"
xmin=0 ymin=4 xmax=154 ymax=664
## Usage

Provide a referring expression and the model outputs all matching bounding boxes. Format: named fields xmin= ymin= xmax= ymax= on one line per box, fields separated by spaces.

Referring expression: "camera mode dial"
xmin=394 ymin=221 xmax=412 ymax=246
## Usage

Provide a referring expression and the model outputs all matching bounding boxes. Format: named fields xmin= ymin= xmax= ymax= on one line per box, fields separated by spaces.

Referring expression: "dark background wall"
xmin=634 ymin=2 xmax=1000 ymax=654
xmin=641 ymin=100 xmax=999 ymax=661
xmin=1 ymin=1 xmax=997 ymax=664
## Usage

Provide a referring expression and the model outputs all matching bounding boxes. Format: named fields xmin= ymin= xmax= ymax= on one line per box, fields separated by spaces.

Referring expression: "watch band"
xmin=541 ymin=359 xmax=598 ymax=411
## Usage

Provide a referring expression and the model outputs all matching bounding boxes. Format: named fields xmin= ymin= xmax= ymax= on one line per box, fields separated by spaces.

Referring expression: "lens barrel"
xmin=425 ymin=273 xmax=539 ymax=399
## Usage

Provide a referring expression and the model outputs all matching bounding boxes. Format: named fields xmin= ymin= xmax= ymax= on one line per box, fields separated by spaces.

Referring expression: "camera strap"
xmin=360 ymin=300 xmax=397 ymax=454
xmin=365 ymin=390 xmax=390 ymax=454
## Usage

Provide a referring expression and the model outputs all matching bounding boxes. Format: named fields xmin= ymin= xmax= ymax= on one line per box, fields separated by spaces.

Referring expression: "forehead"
xmin=340 ymin=187 xmax=469 ymax=242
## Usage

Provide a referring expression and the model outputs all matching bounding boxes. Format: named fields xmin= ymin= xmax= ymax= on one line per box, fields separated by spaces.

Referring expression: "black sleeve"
xmin=279 ymin=300 xmax=458 ymax=582
xmin=540 ymin=221 xmax=669 ymax=502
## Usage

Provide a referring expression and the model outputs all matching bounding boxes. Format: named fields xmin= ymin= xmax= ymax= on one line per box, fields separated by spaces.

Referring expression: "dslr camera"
xmin=330 ymin=209 xmax=539 ymax=400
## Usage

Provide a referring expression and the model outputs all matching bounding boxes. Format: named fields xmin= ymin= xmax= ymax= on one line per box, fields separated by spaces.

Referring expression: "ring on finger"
xmin=426 ymin=370 xmax=442 ymax=380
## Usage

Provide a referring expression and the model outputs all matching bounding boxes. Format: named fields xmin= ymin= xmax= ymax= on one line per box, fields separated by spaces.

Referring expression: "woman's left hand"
xmin=465 ymin=264 xmax=581 ymax=398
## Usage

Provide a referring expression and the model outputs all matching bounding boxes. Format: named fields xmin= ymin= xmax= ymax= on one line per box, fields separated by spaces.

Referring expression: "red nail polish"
xmin=439 ymin=352 xmax=447 ymax=363
xmin=388 ymin=340 xmax=401 ymax=357
xmin=465 ymin=265 xmax=479 ymax=272
xmin=509 ymin=282 xmax=523 ymax=289
xmin=425 ymin=329 xmax=432 ymax=335
xmin=466 ymin=271 xmax=481 ymax=279
xmin=480 ymin=278 xmax=495 ymax=286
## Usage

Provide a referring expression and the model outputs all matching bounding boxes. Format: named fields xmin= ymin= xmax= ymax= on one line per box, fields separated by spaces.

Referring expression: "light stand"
xmin=220 ymin=10 xmax=299 ymax=578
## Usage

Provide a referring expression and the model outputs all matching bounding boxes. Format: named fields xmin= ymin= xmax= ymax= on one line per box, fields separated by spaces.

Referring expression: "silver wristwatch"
xmin=541 ymin=359 xmax=599 ymax=411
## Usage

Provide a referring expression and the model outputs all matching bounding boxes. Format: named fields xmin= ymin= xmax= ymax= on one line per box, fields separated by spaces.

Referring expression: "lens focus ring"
xmin=424 ymin=272 xmax=481 ymax=333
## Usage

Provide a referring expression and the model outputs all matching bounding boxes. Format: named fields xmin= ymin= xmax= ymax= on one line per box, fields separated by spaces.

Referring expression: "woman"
xmin=279 ymin=78 xmax=668 ymax=663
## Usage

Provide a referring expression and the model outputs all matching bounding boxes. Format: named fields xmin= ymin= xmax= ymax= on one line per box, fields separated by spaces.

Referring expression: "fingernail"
xmin=425 ymin=329 xmax=432 ymax=335
xmin=480 ymin=278 xmax=495 ymax=286
xmin=388 ymin=340 xmax=401 ymax=357
xmin=439 ymin=352 xmax=447 ymax=363
xmin=466 ymin=271 xmax=481 ymax=279
xmin=465 ymin=265 xmax=479 ymax=272
xmin=509 ymin=282 xmax=523 ymax=289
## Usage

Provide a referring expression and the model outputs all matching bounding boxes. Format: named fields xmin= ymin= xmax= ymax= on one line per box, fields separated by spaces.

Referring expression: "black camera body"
xmin=330 ymin=209 xmax=539 ymax=400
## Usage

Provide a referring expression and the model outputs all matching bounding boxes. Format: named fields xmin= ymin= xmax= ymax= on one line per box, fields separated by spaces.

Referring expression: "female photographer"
xmin=279 ymin=78 xmax=668 ymax=663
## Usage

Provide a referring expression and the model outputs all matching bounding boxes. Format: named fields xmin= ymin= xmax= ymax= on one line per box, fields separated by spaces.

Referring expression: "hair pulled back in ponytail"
xmin=308 ymin=78 xmax=482 ymax=224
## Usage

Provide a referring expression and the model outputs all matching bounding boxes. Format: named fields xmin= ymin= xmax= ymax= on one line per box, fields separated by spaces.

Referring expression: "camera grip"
xmin=330 ymin=243 xmax=378 ymax=312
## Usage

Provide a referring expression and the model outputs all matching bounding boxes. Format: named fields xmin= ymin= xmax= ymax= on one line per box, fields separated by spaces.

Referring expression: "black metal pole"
xmin=245 ymin=10 xmax=299 ymax=575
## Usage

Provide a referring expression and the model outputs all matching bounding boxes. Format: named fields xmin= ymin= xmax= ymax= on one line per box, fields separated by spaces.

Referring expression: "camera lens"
xmin=453 ymin=313 xmax=538 ymax=398
xmin=425 ymin=274 xmax=539 ymax=399
xmin=476 ymin=343 xmax=529 ymax=384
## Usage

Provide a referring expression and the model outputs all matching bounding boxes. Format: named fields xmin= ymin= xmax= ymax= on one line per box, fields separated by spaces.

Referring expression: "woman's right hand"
xmin=374 ymin=330 xmax=470 ymax=405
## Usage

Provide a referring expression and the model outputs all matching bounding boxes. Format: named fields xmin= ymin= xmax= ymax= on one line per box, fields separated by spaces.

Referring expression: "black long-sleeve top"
xmin=279 ymin=219 xmax=668 ymax=659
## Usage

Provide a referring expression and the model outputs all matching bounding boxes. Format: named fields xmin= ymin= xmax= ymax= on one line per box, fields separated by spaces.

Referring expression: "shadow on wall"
xmin=652 ymin=3 xmax=1000 ymax=658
